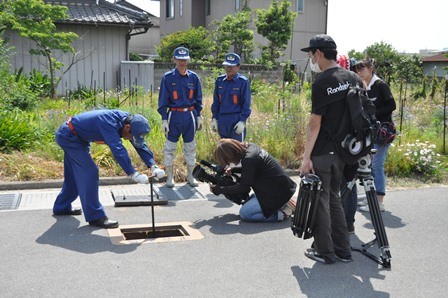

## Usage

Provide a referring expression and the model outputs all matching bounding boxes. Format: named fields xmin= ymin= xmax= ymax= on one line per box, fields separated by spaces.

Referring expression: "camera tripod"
xmin=341 ymin=154 xmax=392 ymax=268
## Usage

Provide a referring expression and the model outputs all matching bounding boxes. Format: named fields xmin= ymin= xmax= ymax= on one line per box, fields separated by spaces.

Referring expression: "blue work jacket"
xmin=68 ymin=109 xmax=155 ymax=175
xmin=211 ymin=73 xmax=251 ymax=122
xmin=158 ymin=68 xmax=203 ymax=120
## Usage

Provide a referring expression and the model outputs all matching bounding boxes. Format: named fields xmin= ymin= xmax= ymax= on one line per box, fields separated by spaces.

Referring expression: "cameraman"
xmin=210 ymin=139 xmax=297 ymax=222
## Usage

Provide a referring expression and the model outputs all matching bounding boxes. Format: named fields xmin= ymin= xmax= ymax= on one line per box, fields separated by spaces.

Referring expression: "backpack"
xmin=376 ymin=121 xmax=396 ymax=145
xmin=332 ymin=73 xmax=380 ymax=165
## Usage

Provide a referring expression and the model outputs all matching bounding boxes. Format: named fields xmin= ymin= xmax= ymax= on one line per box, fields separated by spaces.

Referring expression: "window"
xmin=166 ymin=0 xmax=174 ymax=19
xmin=297 ymin=0 xmax=304 ymax=13
xmin=179 ymin=0 xmax=183 ymax=17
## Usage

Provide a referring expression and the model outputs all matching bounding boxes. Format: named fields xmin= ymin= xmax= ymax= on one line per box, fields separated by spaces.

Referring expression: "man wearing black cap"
xmin=211 ymin=53 xmax=252 ymax=141
xmin=299 ymin=34 xmax=362 ymax=264
xmin=53 ymin=110 xmax=165 ymax=229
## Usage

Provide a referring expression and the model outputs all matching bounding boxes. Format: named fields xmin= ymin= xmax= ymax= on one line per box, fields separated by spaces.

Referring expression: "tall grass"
xmin=0 ymin=77 xmax=447 ymax=183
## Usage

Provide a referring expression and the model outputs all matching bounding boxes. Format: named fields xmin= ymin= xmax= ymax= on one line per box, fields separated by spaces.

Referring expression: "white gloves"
xmin=212 ymin=118 xmax=218 ymax=132
xmin=162 ymin=120 xmax=169 ymax=135
xmin=151 ymin=165 xmax=165 ymax=180
xmin=131 ymin=172 xmax=149 ymax=184
xmin=196 ymin=117 xmax=203 ymax=131
xmin=234 ymin=121 xmax=245 ymax=134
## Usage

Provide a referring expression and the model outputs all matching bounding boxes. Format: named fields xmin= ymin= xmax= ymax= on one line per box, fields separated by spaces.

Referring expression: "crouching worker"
xmin=53 ymin=110 xmax=165 ymax=229
xmin=210 ymin=139 xmax=297 ymax=222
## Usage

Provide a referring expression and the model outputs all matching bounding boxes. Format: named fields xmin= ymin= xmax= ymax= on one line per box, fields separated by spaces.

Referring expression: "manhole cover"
xmin=111 ymin=191 xmax=168 ymax=207
xmin=0 ymin=193 xmax=22 ymax=210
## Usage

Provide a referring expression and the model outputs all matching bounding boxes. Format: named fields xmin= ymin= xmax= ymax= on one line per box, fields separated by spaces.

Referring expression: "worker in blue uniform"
xmin=211 ymin=53 xmax=251 ymax=141
xmin=158 ymin=47 xmax=203 ymax=188
xmin=53 ymin=110 xmax=165 ymax=229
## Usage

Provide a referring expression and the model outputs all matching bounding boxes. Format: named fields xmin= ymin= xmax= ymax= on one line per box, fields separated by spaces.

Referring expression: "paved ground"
xmin=0 ymin=177 xmax=447 ymax=297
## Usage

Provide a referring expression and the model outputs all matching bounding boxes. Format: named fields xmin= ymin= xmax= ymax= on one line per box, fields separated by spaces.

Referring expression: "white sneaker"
xmin=357 ymin=199 xmax=367 ymax=206
xmin=281 ymin=199 xmax=296 ymax=218
xmin=357 ymin=193 xmax=366 ymax=200
xmin=359 ymin=202 xmax=385 ymax=212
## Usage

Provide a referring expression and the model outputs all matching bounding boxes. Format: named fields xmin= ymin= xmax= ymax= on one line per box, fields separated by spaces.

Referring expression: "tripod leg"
xmin=362 ymin=179 xmax=391 ymax=268
xmin=340 ymin=177 xmax=356 ymax=204
xmin=291 ymin=174 xmax=321 ymax=240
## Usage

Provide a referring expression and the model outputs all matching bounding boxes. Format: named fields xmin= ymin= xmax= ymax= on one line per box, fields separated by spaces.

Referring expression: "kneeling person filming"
xmin=210 ymin=139 xmax=297 ymax=222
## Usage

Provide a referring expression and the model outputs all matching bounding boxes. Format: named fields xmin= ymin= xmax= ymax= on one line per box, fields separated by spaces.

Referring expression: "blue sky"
xmin=327 ymin=0 xmax=448 ymax=54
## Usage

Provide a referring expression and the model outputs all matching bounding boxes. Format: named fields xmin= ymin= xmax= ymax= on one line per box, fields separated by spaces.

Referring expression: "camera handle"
xmin=342 ymin=154 xmax=392 ymax=269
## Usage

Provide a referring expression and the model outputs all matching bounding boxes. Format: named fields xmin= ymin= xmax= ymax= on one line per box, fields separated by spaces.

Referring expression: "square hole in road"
xmin=107 ymin=221 xmax=203 ymax=245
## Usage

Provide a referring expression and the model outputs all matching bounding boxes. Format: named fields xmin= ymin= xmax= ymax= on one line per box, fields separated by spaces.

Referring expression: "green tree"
xmin=2 ymin=0 xmax=78 ymax=99
xmin=364 ymin=42 xmax=399 ymax=84
xmin=394 ymin=53 xmax=422 ymax=85
xmin=211 ymin=8 xmax=254 ymax=63
xmin=347 ymin=49 xmax=364 ymax=61
xmin=156 ymin=26 xmax=215 ymax=62
xmin=255 ymin=0 xmax=297 ymax=65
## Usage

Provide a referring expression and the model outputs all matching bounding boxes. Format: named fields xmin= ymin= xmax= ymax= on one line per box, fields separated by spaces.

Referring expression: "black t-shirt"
xmin=311 ymin=67 xmax=363 ymax=156
xmin=368 ymin=79 xmax=396 ymax=123
xmin=215 ymin=143 xmax=297 ymax=218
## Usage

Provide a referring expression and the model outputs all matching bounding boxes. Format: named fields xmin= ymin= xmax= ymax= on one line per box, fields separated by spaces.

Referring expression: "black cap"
xmin=300 ymin=34 xmax=337 ymax=52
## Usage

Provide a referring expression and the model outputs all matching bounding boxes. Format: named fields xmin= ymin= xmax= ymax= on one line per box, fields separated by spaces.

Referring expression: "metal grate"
xmin=156 ymin=185 xmax=205 ymax=201
xmin=0 ymin=193 xmax=22 ymax=210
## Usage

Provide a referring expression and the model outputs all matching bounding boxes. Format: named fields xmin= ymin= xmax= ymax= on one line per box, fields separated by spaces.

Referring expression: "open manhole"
xmin=107 ymin=221 xmax=203 ymax=245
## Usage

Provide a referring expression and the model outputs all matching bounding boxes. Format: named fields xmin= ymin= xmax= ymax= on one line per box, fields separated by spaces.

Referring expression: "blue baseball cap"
xmin=173 ymin=47 xmax=190 ymax=60
xmin=222 ymin=53 xmax=241 ymax=66
xmin=130 ymin=114 xmax=150 ymax=148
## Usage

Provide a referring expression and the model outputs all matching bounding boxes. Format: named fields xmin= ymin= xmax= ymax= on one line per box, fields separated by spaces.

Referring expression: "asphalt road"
xmin=0 ymin=179 xmax=447 ymax=297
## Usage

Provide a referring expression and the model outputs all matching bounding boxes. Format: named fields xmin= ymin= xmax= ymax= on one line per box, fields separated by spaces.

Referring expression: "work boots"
xmin=187 ymin=165 xmax=198 ymax=187
xmin=165 ymin=166 xmax=174 ymax=188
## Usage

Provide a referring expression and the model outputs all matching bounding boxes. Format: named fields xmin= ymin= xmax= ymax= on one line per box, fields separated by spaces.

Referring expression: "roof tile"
xmin=45 ymin=0 xmax=151 ymax=27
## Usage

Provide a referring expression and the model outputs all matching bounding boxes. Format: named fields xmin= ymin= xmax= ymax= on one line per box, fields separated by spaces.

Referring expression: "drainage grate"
xmin=107 ymin=221 xmax=204 ymax=245
xmin=156 ymin=185 xmax=205 ymax=201
xmin=0 ymin=193 xmax=22 ymax=210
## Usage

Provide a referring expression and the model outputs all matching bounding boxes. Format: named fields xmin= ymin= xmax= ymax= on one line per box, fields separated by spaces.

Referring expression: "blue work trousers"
xmin=53 ymin=125 xmax=106 ymax=222
xmin=217 ymin=113 xmax=245 ymax=141
xmin=167 ymin=111 xmax=196 ymax=143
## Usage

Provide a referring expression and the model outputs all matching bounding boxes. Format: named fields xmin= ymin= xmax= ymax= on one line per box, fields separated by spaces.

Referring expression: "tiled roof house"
xmin=5 ymin=0 xmax=154 ymax=94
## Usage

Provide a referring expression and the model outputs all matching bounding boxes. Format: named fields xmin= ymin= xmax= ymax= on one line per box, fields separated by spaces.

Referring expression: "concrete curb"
xmin=0 ymin=176 xmax=133 ymax=191
xmin=0 ymin=170 xmax=301 ymax=191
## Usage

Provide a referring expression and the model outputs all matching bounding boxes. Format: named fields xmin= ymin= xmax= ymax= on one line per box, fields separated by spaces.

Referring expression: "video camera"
xmin=192 ymin=160 xmax=241 ymax=187
xmin=192 ymin=160 xmax=249 ymax=205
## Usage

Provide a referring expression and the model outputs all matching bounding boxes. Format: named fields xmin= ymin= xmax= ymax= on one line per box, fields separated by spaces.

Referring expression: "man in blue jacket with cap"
xmin=53 ymin=110 xmax=165 ymax=229
xmin=211 ymin=53 xmax=251 ymax=141
xmin=158 ymin=46 xmax=203 ymax=188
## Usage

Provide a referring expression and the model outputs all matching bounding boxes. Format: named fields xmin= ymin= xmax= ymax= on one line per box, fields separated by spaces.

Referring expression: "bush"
xmin=0 ymin=110 xmax=37 ymax=152
xmin=28 ymin=69 xmax=52 ymax=98
xmin=0 ymin=67 xmax=38 ymax=111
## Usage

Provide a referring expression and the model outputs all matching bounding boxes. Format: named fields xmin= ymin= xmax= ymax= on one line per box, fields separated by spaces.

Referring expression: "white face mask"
xmin=309 ymin=55 xmax=322 ymax=73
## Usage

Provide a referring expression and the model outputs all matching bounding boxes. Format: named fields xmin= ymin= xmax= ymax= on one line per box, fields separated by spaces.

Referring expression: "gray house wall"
xmin=6 ymin=25 xmax=128 ymax=95
xmin=129 ymin=22 xmax=161 ymax=56
xmin=422 ymin=63 xmax=448 ymax=78
xmin=159 ymin=0 xmax=327 ymax=71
